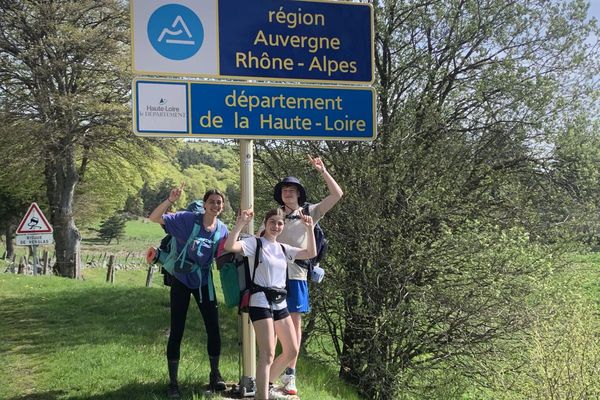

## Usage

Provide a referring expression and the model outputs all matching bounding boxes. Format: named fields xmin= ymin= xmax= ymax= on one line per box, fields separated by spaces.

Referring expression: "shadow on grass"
xmin=6 ymin=391 xmax=67 ymax=400
xmin=0 ymin=282 xmax=241 ymax=360
xmin=5 ymin=381 xmax=223 ymax=400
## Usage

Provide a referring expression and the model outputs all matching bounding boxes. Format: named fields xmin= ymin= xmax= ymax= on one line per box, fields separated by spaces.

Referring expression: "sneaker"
xmin=166 ymin=383 xmax=181 ymax=399
xmin=280 ymin=373 xmax=297 ymax=395
xmin=209 ymin=370 xmax=226 ymax=391
xmin=268 ymin=386 xmax=287 ymax=400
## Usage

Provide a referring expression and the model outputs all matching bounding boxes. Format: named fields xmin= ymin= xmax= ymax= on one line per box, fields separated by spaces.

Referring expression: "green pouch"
xmin=219 ymin=261 xmax=240 ymax=308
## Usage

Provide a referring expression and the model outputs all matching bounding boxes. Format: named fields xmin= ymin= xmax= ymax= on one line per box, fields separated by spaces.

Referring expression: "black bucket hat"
xmin=274 ymin=176 xmax=306 ymax=206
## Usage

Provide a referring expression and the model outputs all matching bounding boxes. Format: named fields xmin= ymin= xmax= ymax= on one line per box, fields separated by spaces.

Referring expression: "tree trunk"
xmin=339 ymin=292 xmax=361 ymax=385
xmin=45 ymin=143 xmax=81 ymax=279
xmin=4 ymin=224 xmax=15 ymax=260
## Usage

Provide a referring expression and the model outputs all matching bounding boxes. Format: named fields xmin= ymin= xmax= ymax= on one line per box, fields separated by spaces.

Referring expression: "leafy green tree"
xmin=177 ymin=143 xmax=225 ymax=170
xmin=254 ymin=1 xmax=599 ymax=399
xmin=544 ymin=116 xmax=600 ymax=247
xmin=123 ymin=195 xmax=144 ymax=216
xmin=0 ymin=0 xmax=138 ymax=277
xmin=0 ymin=117 xmax=47 ymax=259
xmin=0 ymin=193 xmax=29 ymax=259
xmin=97 ymin=214 xmax=127 ymax=244
xmin=74 ymin=150 xmax=147 ymax=227
xmin=140 ymin=178 xmax=179 ymax=216
xmin=177 ymin=141 xmax=238 ymax=171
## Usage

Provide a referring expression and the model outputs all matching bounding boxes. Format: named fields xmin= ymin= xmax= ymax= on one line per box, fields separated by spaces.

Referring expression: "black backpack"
xmin=295 ymin=203 xmax=328 ymax=279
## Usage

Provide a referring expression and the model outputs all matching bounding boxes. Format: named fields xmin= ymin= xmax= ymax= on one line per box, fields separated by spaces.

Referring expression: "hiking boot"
xmin=280 ymin=373 xmax=297 ymax=395
xmin=166 ymin=383 xmax=181 ymax=399
xmin=268 ymin=385 xmax=287 ymax=400
xmin=209 ymin=370 xmax=226 ymax=391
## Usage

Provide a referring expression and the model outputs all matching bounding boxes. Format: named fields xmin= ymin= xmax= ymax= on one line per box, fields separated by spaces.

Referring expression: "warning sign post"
xmin=15 ymin=203 xmax=54 ymax=275
xmin=16 ymin=234 xmax=54 ymax=246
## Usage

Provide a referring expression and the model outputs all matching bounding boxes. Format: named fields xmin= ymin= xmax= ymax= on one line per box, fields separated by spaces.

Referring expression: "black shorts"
xmin=249 ymin=306 xmax=290 ymax=322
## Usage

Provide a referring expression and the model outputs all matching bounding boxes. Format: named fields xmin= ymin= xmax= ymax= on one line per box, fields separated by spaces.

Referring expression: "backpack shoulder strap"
xmin=251 ymin=237 xmax=262 ymax=284
xmin=302 ymin=203 xmax=310 ymax=216
xmin=281 ymin=243 xmax=289 ymax=283
xmin=210 ymin=220 xmax=225 ymax=259
xmin=199 ymin=218 xmax=225 ymax=303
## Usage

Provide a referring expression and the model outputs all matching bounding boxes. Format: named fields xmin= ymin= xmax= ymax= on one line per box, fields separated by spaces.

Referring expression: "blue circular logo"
xmin=147 ymin=4 xmax=203 ymax=61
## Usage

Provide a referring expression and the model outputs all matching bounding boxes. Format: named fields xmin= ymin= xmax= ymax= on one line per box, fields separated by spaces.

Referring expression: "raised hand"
xmin=300 ymin=213 xmax=314 ymax=228
xmin=308 ymin=154 xmax=326 ymax=173
xmin=168 ymin=182 xmax=185 ymax=203
xmin=237 ymin=208 xmax=254 ymax=226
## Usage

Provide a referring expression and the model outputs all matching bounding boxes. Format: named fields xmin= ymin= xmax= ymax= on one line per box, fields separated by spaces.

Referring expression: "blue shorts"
xmin=286 ymin=279 xmax=310 ymax=313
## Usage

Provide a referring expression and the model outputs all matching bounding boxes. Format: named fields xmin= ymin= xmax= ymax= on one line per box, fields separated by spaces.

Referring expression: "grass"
xmin=2 ymin=219 xmax=599 ymax=400
xmin=0 ymin=219 xmax=361 ymax=400
xmin=80 ymin=218 xmax=166 ymax=263
xmin=0 ymin=272 xmax=361 ymax=400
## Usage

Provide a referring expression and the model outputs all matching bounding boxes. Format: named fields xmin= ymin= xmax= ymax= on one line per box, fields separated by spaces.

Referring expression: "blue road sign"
xmin=133 ymin=79 xmax=376 ymax=140
xmin=131 ymin=0 xmax=374 ymax=84
xmin=218 ymin=0 xmax=373 ymax=82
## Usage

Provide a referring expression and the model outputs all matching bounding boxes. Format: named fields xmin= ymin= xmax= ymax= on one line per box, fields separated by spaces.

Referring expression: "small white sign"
xmin=16 ymin=233 xmax=54 ymax=246
xmin=135 ymin=81 xmax=189 ymax=133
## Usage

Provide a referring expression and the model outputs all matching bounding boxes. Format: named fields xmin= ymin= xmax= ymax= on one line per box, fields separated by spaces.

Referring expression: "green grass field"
xmin=3 ymin=219 xmax=598 ymax=400
xmin=0 ymin=219 xmax=361 ymax=400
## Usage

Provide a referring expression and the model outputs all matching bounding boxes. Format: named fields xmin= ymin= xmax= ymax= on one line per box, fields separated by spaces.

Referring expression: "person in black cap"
xmin=272 ymin=155 xmax=343 ymax=396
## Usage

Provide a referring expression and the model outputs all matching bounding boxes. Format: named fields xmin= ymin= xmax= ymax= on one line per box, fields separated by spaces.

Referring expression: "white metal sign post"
xmin=15 ymin=203 xmax=54 ymax=275
xmin=239 ymin=140 xmax=256 ymax=395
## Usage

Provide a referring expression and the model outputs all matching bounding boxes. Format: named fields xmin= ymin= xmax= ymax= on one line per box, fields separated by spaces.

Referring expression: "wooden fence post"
xmin=43 ymin=251 xmax=49 ymax=275
xmin=145 ymin=265 xmax=154 ymax=288
xmin=18 ymin=256 xmax=26 ymax=274
xmin=106 ymin=255 xmax=115 ymax=283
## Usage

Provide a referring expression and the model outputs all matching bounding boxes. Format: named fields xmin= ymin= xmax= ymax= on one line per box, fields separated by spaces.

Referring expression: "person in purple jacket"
xmin=149 ymin=185 xmax=229 ymax=399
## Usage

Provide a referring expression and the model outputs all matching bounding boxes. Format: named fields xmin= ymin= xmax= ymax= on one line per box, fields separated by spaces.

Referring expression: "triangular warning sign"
xmin=16 ymin=203 xmax=53 ymax=234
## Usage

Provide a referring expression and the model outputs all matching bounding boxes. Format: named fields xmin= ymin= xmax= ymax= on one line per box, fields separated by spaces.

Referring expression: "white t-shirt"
xmin=241 ymin=237 xmax=301 ymax=309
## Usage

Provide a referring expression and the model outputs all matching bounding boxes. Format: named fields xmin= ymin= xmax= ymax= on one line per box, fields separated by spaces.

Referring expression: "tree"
xmin=139 ymin=178 xmax=179 ymax=216
xmin=0 ymin=0 xmax=136 ymax=277
xmin=254 ymin=1 xmax=599 ymax=398
xmin=97 ymin=214 xmax=127 ymax=244
xmin=0 ymin=117 xmax=46 ymax=259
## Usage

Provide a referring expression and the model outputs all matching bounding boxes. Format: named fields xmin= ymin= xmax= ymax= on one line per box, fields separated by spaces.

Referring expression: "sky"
xmin=589 ymin=1 xmax=600 ymax=22
xmin=585 ymin=1 xmax=600 ymax=51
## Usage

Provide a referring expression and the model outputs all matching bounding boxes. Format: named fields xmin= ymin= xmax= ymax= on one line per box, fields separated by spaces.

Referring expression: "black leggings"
xmin=167 ymin=277 xmax=221 ymax=361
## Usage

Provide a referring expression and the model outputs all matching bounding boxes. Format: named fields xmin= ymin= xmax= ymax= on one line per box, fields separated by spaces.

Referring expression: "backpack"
xmin=295 ymin=203 xmax=328 ymax=283
xmin=216 ymin=236 xmax=287 ymax=310
xmin=147 ymin=209 xmax=223 ymax=302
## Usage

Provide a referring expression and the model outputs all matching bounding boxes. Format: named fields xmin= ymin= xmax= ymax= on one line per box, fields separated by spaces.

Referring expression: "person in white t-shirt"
xmin=224 ymin=208 xmax=316 ymax=400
